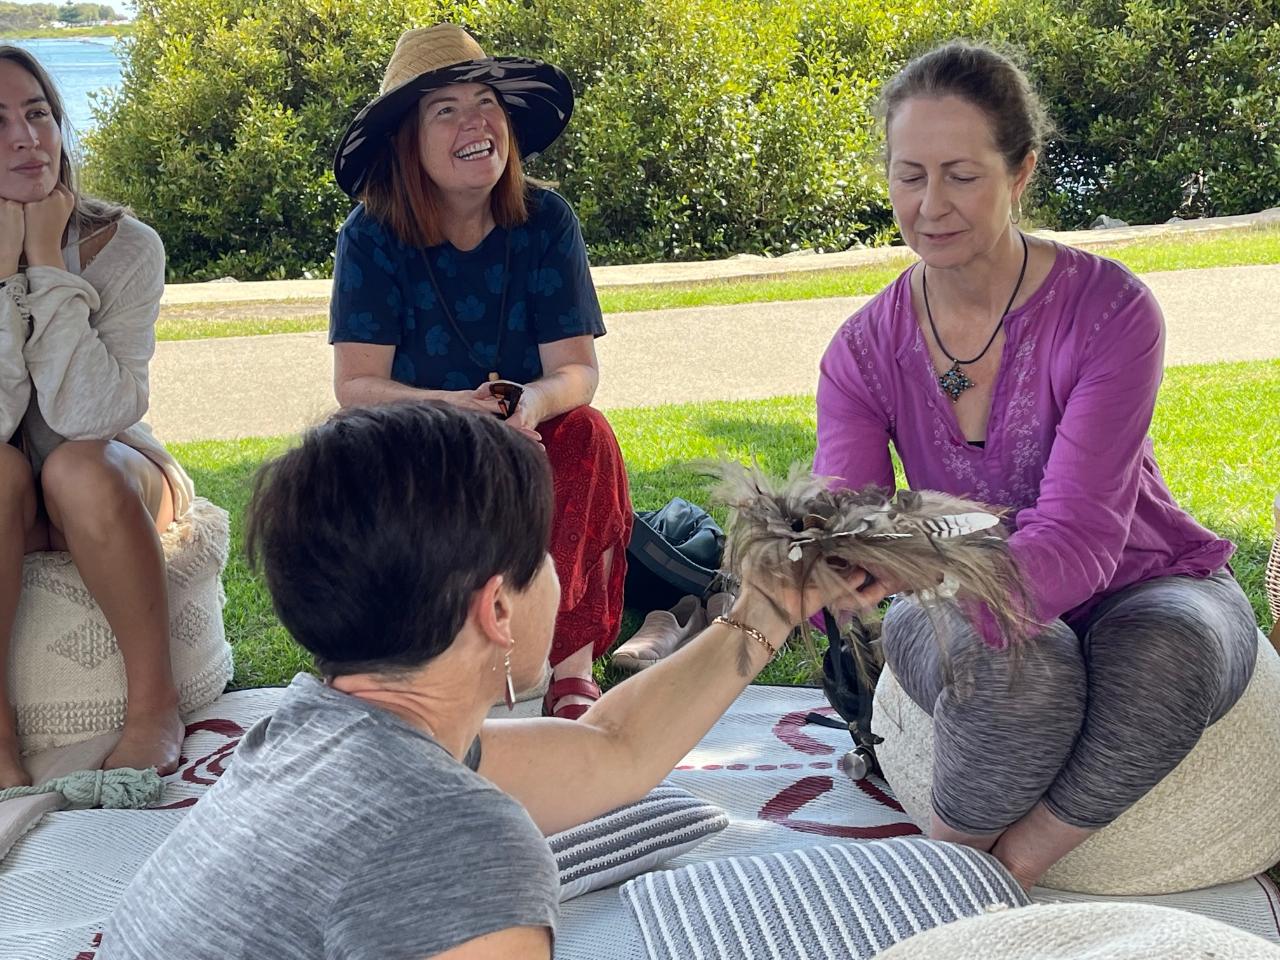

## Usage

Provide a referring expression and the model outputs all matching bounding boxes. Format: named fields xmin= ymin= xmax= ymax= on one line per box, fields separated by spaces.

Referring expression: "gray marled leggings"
xmin=881 ymin=570 xmax=1259 ymax=833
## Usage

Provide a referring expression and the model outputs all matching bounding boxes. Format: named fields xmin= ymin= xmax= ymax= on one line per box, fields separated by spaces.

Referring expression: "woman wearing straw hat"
xmin=329 ymin=24 xmax=631 ymax=720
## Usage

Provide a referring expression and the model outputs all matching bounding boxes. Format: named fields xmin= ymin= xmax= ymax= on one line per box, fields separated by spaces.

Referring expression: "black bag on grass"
xmin=624 ymin=498 xmax=724 ymax=612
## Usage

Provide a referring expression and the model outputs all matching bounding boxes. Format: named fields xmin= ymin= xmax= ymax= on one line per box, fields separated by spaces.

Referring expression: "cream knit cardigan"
xmin=0 ymin=216 xmax=193 ymax=517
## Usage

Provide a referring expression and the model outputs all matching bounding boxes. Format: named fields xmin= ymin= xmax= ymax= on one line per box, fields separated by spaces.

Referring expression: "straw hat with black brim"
xmin=333 ymin=24 xmax=574 ymax=198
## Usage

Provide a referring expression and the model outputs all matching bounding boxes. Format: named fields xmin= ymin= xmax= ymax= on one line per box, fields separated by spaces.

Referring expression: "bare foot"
xmin=991 ymin=800 xmax=1097 ymax=890
xmin=0 ymin=724 xmax=31 ymax=789
xmin=103 ymin=707 xmax=185 ymax=775
xmin=928 ymin=811 xmax=1002 ymax=853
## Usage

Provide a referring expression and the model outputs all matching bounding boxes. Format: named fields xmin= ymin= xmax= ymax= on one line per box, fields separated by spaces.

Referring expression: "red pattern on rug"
xmin=760 ymin=776 xmax=919 ymax=838
xmin=15 ymin=685 xmax=1279 ymax=959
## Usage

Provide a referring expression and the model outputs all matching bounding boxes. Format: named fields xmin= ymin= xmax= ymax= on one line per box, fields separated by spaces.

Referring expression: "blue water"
xmin=6 ymin=37 xmax=123 ymax=134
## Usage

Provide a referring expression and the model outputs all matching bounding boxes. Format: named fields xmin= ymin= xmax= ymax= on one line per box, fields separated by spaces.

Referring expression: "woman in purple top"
xmin=815 ymin=43 xmax=1258 ymax=889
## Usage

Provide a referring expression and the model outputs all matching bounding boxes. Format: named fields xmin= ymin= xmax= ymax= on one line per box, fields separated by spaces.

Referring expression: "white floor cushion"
xmin=10 ymin=498 xmax=233 ymax=754
xmin=876 ymin=901 xmax=1280 ymax=959
xmin=872 ymin=629 xmax=1280 ymax=895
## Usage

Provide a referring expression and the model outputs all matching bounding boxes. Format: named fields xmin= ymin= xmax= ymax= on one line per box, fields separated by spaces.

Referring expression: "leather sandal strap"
xmin=546 ymin=676 xmax=602 ymax=702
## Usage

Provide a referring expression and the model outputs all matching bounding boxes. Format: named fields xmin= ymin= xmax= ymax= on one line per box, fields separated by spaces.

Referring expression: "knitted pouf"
xmin=871 ymin=629 xmax=1280 ymax=895
xmin=875 ymin=902 xmax=1280 ymax=959
xmin=8 ymin=498 xmax=233 ymax=754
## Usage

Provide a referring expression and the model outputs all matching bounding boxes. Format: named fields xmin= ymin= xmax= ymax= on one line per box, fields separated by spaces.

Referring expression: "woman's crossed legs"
xmin=0 ymin=439 xmax=183 ymax=788
xmin=882 ymin=570 xmax=1258 ymax=887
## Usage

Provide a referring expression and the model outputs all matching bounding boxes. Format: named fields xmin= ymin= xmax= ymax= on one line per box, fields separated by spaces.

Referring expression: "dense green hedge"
xmin=82 ymin=0 xmax=1280 ymax=280
xmin=1020 ymin=0 xmax=1280 ymax=229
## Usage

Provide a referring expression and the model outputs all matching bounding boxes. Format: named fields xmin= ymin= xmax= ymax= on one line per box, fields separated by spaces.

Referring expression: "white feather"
xmin=921 ymin=512 xmax=1000 ymax=539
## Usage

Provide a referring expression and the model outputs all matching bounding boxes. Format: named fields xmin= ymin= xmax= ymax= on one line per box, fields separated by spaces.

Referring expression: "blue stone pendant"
xmin=938 ymin=362 xmax=975 ymax=402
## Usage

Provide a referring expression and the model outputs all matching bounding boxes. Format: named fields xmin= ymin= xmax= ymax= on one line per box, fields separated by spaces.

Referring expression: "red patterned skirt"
xmin=540 ymin=406 xmax=632 ymax=665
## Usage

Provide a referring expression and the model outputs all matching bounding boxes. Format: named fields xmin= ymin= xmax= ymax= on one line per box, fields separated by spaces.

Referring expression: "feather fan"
xmin=708 ymin=461 xmax=1034 ymax=651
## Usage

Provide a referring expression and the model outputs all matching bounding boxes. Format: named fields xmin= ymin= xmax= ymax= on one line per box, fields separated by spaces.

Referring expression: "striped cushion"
xmin=621 ymin=837 xmax=1030 ymax=959
xmin=550 ymin=781 xmax=728 ymax=902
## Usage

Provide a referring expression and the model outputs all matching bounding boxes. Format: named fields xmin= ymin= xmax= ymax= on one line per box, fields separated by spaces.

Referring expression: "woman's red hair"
xmin=359 ymin=96 xmax=528 ymax=248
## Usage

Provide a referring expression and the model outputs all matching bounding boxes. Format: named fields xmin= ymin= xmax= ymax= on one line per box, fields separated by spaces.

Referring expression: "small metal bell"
xmin=840 ymin=747 xmax=874 ymax=781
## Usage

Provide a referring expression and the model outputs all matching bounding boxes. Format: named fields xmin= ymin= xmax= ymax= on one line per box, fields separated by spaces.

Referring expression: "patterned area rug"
xmin=2 ymin=685 xmax=1277 ymax=959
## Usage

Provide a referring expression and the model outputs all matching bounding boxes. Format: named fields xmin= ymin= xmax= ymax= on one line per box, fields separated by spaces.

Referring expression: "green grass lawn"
xmin=155 ymin=223 xmax=1280 ymax=341
xmin=156 ymin=312 xmax=328 ymax=342
xmin=176 ymin=358 xmax=1279 ymax=690
xmin=599 ymin=222 xmax=1280 ymax=314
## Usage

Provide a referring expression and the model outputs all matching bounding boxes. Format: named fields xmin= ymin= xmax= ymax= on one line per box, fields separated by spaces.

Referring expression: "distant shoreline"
xmin=0 ymin=25 xmax=132 ymax=40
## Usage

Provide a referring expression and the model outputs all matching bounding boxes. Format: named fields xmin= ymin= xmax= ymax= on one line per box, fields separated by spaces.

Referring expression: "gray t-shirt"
xmin=100 ymin=674 xmax=558 ymax=959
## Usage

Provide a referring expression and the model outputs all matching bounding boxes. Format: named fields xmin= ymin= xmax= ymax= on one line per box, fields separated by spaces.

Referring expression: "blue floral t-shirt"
xmin=329 ymin=188 xmax=605 ymax=390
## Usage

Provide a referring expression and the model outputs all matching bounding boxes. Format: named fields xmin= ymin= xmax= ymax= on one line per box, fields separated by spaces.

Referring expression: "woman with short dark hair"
xmin=328 ymin=24 xmax=631 ymax=720
xmin=0 ymin=46 xmax=193 ymax=787
xmin=100 ymin=402 xmax=884 ymax=959
xmin=815 ymin=42 xmax=1258 ymax=887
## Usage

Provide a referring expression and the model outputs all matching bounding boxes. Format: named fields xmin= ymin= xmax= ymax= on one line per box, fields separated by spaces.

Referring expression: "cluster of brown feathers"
xmin=709 ymin=462 xmax=1035 ymax=651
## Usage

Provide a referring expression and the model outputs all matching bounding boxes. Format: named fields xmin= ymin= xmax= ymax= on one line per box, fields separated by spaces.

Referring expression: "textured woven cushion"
xmin=872 ymin=629 xmax=1280 ymax=895
xmin=876 ymin=901 xmax=1280 ymax=959
xmin=1267 ymin=493 xmax=1279 ymax=641
xmin=549 ymin=781 xmax=728 ymax=901
xmin=621 ymin=836 xmax=1030 ymax=960
xmin=10 ymin=498 xmax=233 ymax=754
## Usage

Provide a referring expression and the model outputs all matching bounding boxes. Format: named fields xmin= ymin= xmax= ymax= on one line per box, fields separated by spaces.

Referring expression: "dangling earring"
xmin=503 ymin=646 xmax=516 ymax=711
xmin=1011 ymin=197 xmax=1023 ymax=225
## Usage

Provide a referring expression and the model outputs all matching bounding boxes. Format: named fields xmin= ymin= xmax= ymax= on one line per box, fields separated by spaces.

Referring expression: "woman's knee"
xmin=882 ymin=600 xmax=1083 ymax=709
xmin=542 ymin=405 xmax=616 ymax=451
xmin=1085 ymin=575 xmax=1257 ymax=723
xmin=881 ymin=599 xmax=949 ymax=708
xmin=926 ymin=619 xmax=1085 ymax=832
xmin=543 ymin=406 xmax=629 ymax=517
xmin=41 ymin=441 xmax=144 ymax=529
xmin=1046 ymin=581 xmax=1257 ymax=830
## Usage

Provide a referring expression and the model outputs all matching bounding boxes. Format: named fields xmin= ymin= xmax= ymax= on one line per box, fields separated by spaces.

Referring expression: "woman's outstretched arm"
xmin=478 ymin=577 xmax=886 ymax=836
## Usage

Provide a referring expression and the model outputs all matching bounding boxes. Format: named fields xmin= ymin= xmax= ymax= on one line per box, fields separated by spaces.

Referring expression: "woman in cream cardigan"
xmin=0 ymin=46 xmax=193 ymax=787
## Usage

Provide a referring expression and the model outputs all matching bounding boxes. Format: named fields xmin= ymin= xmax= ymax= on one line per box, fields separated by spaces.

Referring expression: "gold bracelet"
xmin=712 ymin=615 xmax=777 ymax=660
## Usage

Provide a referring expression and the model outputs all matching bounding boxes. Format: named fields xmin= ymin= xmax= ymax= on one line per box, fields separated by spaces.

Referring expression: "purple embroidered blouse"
xmin=815 ymin=243 xmax=1233 ymax=626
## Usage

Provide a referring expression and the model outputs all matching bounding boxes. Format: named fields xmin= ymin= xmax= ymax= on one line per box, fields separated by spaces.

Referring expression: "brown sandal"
xmin=542 ymin=676 xmax=602 ymax=720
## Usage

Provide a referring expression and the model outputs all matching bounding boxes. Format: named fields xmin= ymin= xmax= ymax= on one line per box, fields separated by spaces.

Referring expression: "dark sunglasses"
xmin=488 ymin=380 xmax=523 ymax=420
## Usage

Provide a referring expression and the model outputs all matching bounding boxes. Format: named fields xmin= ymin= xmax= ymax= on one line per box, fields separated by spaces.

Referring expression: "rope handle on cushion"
xmin=0 ymin=766 xmax=164 ymax=809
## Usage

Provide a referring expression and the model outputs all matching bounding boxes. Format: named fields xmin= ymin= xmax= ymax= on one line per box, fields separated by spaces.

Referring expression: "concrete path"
xmin=145 ymin=264 xmax=1280 ymax=444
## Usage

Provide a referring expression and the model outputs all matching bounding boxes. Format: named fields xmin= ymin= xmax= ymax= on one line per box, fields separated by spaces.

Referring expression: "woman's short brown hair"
xmin=244 ymin=402 xmax=553 ymax=678
xmin=359 ymin=93 xmax=529 ymax=248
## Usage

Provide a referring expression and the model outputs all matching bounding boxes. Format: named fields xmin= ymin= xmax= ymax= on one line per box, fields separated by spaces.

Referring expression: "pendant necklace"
xmin=923 ymin=232 xmax=1029 ymax=402
xmin=419 ymin=230 xmax=513 ymax=383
